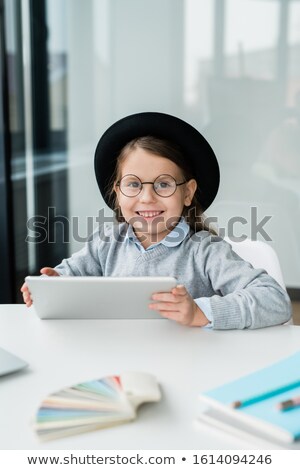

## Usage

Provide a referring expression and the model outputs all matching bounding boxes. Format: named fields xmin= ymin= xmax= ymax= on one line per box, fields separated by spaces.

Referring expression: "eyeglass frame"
xmin=116 ymin=174 xmax=187 ymax=198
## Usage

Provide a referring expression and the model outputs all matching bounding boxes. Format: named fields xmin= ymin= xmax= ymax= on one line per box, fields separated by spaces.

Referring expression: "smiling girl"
xmin=21 ymin=112 xmax=292 ymax=329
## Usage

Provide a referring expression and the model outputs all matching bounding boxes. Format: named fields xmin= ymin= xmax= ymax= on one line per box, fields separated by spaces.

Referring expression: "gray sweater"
xmin=54 ymin=222 xmax=292 ymax=329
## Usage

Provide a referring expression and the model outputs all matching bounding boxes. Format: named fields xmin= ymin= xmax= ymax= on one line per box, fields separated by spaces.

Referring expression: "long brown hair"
xmin=107 ymin=136 xmax=217 ymax=234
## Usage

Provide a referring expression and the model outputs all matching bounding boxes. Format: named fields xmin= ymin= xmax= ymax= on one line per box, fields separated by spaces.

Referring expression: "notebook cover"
xmin=199 ymin=351 xmax=300 ymax=443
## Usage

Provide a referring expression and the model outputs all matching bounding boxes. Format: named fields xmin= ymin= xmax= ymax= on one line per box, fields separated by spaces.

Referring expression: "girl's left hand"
xmin=149 ymin=284 xmax=210 ymax=327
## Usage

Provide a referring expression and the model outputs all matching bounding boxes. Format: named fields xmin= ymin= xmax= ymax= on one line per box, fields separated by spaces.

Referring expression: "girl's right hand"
xmin=20 ymin=267 xmax=60 ymax=307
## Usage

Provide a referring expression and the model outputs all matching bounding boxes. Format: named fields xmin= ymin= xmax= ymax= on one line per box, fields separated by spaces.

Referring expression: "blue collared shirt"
xmin=125 ymin=218 xmax=213 ymax=325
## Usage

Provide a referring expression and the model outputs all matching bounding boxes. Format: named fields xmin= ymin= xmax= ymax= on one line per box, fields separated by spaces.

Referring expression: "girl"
xmin=21 ymin=112 xmax=292 ymax=329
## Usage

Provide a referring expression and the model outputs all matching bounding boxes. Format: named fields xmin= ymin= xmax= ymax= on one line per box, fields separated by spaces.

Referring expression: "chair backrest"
xmin=224 ymin=237 xmax=286 ymax=290
xmin=209 ymin=200 xmax=300 ymax=286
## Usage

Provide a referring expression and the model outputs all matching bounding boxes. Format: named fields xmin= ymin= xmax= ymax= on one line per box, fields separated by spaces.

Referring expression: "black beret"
xmin=94 ymin=112 xmax=219 ymax=211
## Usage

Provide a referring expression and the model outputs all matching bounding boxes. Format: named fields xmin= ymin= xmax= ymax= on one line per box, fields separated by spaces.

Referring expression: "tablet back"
xmin=26 ymin=276 xmax=177 ymax=319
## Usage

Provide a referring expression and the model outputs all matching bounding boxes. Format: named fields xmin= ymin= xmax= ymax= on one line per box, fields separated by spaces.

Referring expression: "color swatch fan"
xmin=34 ymin=372 xmax=161 ymax=440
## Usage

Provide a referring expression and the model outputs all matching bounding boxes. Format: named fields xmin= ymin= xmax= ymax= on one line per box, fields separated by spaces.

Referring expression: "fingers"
xmin=20 ymin=283 xmax=32 ymax=307
xmin=20 ymin=282 xmax=28 ymax=293
xmin=172 ymin=284 xmax=187 ymax=296
xmin=23 ymin=292 xmax=33 ymax=307
xmin=40 ymin=267 xmax=59 ymax=276
xmin=155 ymin=309 xmax=191 ymax=326
xmin=152 ymin=285 xmax=187 ymax=302
xmin=151 ymin=292 xmax=178 ymax=303
xmin=149 ymin=302 xmax=180 ymax=312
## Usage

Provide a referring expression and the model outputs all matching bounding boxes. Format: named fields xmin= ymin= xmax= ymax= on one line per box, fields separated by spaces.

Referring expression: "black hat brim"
xmin=94 ymin=112 xmax=219 ymax=211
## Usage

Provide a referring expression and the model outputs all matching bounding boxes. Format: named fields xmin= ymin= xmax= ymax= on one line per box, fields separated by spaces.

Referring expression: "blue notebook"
xmin=198 ymin=351 xmax=300 ymax=444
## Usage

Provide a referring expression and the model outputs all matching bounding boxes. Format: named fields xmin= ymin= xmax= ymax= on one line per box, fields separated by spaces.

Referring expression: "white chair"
xmin=224 ymin=237 xmax=293 ymax=325
xmin=224 ymin=237 xmax=285 ymax=290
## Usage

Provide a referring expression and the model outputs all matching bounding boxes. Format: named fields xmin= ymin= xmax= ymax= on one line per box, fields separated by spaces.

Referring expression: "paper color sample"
xmin=34 ymin=372 xmax=161 ymax=440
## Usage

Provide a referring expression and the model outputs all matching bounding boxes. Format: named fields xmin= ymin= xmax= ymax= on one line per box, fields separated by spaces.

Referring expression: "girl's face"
xmin=114 ymin=147 xmax=197 ymax=248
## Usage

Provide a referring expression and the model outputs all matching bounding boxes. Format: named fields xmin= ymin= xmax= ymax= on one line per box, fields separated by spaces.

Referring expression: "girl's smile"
xmin=135 ymin=210 xmax=164 ymax=220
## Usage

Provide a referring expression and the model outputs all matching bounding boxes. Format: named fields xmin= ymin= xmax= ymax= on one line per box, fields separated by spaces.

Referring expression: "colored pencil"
xmin=231 ymin=379 xmax=300 ymax=409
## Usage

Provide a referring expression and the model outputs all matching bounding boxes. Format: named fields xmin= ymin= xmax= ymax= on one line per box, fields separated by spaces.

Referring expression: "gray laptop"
xmin=0 ymin=347 xmax=28 ymax=377
xmin=26 ymin=276 xmax=177 ymax=319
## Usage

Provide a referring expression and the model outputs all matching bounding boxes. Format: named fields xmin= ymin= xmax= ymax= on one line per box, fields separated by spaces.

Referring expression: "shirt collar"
xmin=125 ymin=217 xmax=190 ymax=251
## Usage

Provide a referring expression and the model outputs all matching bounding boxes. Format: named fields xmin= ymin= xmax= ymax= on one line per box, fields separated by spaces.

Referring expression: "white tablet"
xmin=25 ymin=276 xmax=177 ymax=320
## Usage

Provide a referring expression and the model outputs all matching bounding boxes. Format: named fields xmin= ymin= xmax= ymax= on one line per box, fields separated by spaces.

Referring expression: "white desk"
xmin=1 ymin=305 xmax=300 ymax=450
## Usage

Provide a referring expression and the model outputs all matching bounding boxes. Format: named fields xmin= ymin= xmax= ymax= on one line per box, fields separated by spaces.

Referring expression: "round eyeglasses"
xmin=116 ymin=174 xmax=186 ymax=198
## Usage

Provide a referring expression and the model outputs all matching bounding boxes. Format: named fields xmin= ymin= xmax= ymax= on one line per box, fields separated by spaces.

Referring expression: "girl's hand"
xmin=20 ymin=267 xmax=59 ymax=307
xmin=149 ymin=284 xmax=210 ymax=327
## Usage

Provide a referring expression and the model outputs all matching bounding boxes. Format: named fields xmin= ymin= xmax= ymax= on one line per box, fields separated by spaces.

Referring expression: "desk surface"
xmin=1 ymin=305 xmax=300 ymax=450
